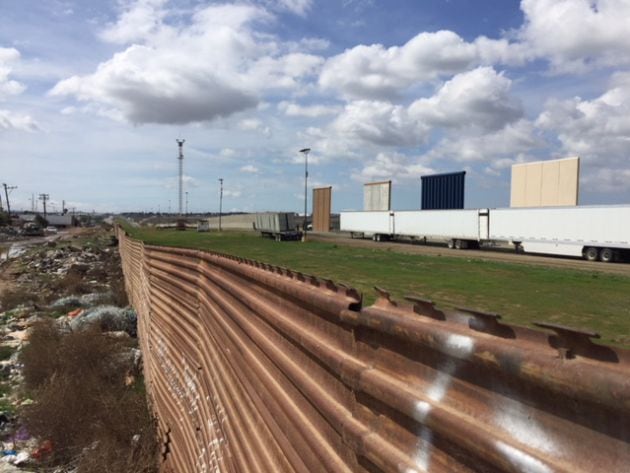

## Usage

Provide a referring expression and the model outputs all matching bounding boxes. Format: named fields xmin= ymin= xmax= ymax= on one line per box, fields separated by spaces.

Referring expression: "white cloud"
xmin=223 ymin=189 xmax=242 ymax=198
xmin=163 ymin=174 xmax=199 ymax=189
xmin=100 ymin=0 xmax=168 ymax=44
xmin=0 ymin=47 xmax=26 ymax=99
xmin=0 ymin=110 xmax=38 ymax=132
xmin=219 ymin=148 xmax=237 ymax=159
xmin=267 ymin=0 xmax=313 ymax=16
xmin=51 ymin=3 xmax=322 ymax=125
xmin=351 ymin=151 xmax=434 ymax=182
xmin=332 ymin=100 xmax=428 ymax=147
xmin=536 ymin=71 xmax=630 ymax=190
xmin=409 ymin=67 xmax=523 ymax=131
xmin=319 ymin=30 xmax=522 ymax=100
xmin=238 ymin=118 xmax=271 ymax=137
xmin=240 ymin=164 xmax=259 ymax=173
xmin=518 ymin=0 xmax=630 ymax=73
xmin=278 ymin=101 xmax=341 ymax=117
xmin=421 ymin=120 xmax=543 ymax=164
xmin=247 ymin=52 xmax=324 ymax=91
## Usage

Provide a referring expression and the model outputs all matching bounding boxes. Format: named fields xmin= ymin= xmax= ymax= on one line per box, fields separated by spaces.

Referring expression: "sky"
xmin=1 ymin=0 xmax=630 ymax=214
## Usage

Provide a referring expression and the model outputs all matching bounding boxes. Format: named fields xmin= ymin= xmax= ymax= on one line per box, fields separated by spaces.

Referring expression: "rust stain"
xmin=118 ymin=228 xmax=630 ymax=473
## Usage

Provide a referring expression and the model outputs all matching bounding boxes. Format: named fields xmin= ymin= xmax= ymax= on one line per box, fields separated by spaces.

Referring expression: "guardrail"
xmin=118 ymin=229 xmax=630 ymax=472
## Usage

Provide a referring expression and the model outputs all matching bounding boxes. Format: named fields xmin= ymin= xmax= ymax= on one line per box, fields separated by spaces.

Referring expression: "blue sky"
xmin=1 ymin=0 xmax=630 ymax=213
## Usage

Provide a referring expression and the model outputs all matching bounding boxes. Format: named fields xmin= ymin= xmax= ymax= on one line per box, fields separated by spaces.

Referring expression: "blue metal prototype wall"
xmin=421 ymin=171 xmax=466 ymax=210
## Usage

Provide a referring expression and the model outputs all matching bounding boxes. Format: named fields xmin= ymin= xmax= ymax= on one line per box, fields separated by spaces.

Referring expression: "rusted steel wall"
xmin=312 ymin=186 xmax=332 ymax=232
xmin=118 ymin=229 xmax=630 ymax=473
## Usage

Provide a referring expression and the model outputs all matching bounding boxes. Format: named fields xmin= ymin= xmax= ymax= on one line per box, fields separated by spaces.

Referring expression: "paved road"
xmin=308 ymin=232 xmax=630 ymax=277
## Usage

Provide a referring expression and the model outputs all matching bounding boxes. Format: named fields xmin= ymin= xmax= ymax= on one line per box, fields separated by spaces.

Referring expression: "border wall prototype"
xmin=511 ymin=157 xmax=580 ymax=208
xmin=312 ymin=186 xmax=332 ymax=232
xmin=118 ymin=229 xmax=630 ymax=473
xmin=364 ymin=181 xmax=391 ymax=211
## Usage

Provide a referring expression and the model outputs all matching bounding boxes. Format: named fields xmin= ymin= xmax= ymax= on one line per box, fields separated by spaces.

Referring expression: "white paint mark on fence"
xmin=496 ymin=441 xmax=552 ymax=473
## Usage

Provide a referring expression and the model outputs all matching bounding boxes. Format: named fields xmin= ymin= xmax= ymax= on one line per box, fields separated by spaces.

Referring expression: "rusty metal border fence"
xmin=117 ymin=229 xmax=630 ymax=473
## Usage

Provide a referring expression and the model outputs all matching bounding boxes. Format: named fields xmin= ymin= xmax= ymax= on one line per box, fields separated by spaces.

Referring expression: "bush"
xmin=0 ymin=287 xmax=35 ymax=311
xmin=19 ymin=320 xmax=158 ymax=472
xmin=34 ymin=214 xmax=48 ymax=228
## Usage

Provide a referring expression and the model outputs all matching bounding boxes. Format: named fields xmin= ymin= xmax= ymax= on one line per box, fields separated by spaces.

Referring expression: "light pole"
xmin=299 ymin=148 xmax=310 ymax=241
xmin=185 ymin=191 xmax=189 ymax=215
xmin=218 ymin=178 xmax=223 ymax=232
xmin=176 ymin=139 xmax=185 ymax=216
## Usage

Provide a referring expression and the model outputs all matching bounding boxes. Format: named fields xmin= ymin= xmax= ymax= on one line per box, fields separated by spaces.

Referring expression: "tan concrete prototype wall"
xmin=364 ymin=181 xmax=391 ymax=211
xmin=207 ymin=213 xmax=256 ymax=230
xmin=312 ymin=187 xmax=332 ymax=232
xmin=511 ymin=157 xmax=580 ymax=207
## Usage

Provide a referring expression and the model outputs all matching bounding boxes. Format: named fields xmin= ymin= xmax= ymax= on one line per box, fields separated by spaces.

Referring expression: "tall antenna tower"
xmin=176 ymin=139 xmax=185 ymax=216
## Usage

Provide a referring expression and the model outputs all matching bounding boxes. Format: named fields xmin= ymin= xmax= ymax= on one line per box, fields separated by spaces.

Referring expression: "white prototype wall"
xmin=364 ymin=181 xmax=392 ymax=211
xmin=510 ymin=157 xmax=580 ymax=208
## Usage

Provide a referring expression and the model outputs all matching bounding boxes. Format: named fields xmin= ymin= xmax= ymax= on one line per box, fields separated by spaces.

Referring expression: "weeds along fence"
xmin=117 ymin=229 xmax=630 ymax=473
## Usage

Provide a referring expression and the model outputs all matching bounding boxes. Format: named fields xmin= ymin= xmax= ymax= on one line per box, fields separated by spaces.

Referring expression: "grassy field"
xmin=123 ymin=226 xmax=630 ymax=348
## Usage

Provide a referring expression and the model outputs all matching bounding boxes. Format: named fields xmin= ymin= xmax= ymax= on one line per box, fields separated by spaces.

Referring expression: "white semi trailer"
xmin=340 ymin=205 xmax=630 ymax=262
xmin=488 ymin=205 xmax=630 ymax=262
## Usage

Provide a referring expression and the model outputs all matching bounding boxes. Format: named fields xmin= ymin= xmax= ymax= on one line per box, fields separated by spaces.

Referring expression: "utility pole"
xmin=176 ymin=139 xmax=185 ymax=216
xmin=218 ymin=178 xmax=223 ymax=232
xmin=39 ymin=194 xmax=49 ymax=220
xmin=299 ymin=148 xmax=310 ymax=241
xmin=2 ymin=183 xmax=17 ymax=217
xmin=31 ymin=194 xmax=35 ymax=212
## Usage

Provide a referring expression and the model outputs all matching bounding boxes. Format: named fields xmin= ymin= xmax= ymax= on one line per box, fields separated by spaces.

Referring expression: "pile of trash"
xmin=0 ymin=292 xmax=141 ymax=471
xmin=20 ymin=245 xmax=106 ymax=278
xmin=0 ymin=228 xmax=19 ymax=243
xmin=0 ymin=228 xmax=150 ymax=472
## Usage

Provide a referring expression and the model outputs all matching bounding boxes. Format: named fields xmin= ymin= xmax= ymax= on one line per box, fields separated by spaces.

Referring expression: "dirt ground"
xmin=308 ymin=232 xmax=630 ymax=277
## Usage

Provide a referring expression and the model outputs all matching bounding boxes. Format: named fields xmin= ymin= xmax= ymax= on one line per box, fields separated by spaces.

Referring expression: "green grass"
xmin=124 ymin=226 xmax=630 ymax=348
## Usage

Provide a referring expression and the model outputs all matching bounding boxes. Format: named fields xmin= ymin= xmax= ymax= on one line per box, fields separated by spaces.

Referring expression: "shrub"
xmin=19 ymin=321 xmax=157 ymax=472
xmin=0 ymin=287 xmax=34 ymax=311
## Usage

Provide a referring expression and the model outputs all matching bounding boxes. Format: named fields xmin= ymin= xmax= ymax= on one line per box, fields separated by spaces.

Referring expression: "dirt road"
xmin=309 ymin=232 xmax=630 ymax=276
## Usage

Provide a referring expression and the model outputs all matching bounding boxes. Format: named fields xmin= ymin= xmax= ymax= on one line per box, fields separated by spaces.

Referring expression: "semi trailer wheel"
xmin=584 ymin=247 xmax=599 ymax=261
xmin=600 ymin=247 xmax=614 ymax=263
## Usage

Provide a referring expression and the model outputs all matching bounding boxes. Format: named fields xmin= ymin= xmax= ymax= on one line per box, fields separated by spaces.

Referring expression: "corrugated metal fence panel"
xmin=312 ymin=187 xmax=332 ymax=232
xmin=117 ymin=228 xmax=630 ymax=473
xmin=421 ymin=171 xmax=466 ymax=210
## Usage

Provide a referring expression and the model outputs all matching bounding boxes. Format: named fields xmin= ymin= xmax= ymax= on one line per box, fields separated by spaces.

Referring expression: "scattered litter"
xmin=70 ymin=305 xmax=137 ymax=336
xmin=31 ymin=440 xmax=53 ymax=461
xmin=67 ymin=308 xmax=83 ymax=319
xmin=13 ymin=451 xmax=28 ymax=466
xmin=50 ymin=292 xmax=111 ymax=309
